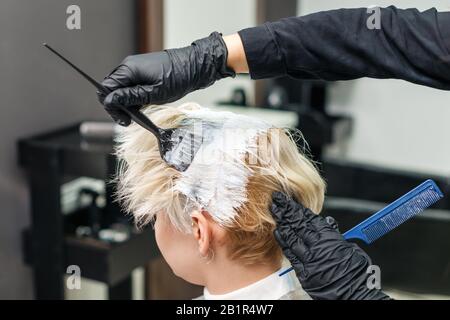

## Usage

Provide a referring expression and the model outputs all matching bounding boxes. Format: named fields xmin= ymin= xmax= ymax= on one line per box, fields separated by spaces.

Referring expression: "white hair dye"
xmin=169 ymin=107 xmax=272 ymax=225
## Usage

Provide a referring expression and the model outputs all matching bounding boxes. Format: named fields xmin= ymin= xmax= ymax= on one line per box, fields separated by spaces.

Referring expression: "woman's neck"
xmin=203 ymin=258 xmax=280 ymax=295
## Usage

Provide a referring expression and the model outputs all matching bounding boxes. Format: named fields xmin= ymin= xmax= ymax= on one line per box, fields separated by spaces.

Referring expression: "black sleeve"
xmin=238 ymin=6 xmax=450 ymax=90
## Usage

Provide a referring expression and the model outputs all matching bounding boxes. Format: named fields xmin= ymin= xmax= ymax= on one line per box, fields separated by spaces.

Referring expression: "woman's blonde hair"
xmin=115 ymin=103 xmax=325 ymax=266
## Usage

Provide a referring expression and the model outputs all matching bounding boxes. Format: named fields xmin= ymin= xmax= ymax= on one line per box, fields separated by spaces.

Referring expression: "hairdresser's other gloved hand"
xmin=98 ymin=32 xmax=235 ymax=126
xmin=270 ymin=192 xmax=391 ymax=300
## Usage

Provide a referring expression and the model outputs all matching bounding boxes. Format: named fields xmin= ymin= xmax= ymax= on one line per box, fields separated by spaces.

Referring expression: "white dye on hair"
xmin=170 ymin=108 xmax=272 ymax=225
xmin=163 ymin=126 xmax=204 ymax=172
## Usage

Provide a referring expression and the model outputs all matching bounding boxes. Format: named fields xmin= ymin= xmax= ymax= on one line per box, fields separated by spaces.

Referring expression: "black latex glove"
xmin=271 ymin=192 xmax=391 ymax=300
xmin=98 ymin=32 xmax=235 ymax=126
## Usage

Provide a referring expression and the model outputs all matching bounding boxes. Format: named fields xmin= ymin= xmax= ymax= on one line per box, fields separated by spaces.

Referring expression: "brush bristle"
xmin=363 ymin=188 xmax=443 ymax=243
xmin=163 ymin=127 xmax=203 ymax=172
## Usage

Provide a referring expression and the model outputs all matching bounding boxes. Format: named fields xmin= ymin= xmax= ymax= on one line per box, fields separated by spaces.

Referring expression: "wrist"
xmin=189 ymin=32 xmax=235 ymax=83
xmin=222 ymin=33 xmax=249 ymax=74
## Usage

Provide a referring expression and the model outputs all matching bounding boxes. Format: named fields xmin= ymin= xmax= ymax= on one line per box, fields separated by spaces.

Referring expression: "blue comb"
xmin=279 ymin=179 xmax=444 ymax=277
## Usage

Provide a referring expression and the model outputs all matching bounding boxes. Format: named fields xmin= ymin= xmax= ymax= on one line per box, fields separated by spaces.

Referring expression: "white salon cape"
xmin=197 ymin=268 xmax=311 ymax=300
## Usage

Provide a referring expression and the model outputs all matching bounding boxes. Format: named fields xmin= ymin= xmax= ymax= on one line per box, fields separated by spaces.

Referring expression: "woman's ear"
xmin=191 ymin=210 xmax=212 ymax=257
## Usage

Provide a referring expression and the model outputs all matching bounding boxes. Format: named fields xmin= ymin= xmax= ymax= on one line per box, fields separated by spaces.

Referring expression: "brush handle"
xmin=342 ymin=229 xmax=368 ymax=243
xmin=43 ymin=43 xmax=162 ymax=137
xmin=43 ymin=43 xmax=106 ymax=93
xmin=121 ymin=107 xmax=162 ymax=136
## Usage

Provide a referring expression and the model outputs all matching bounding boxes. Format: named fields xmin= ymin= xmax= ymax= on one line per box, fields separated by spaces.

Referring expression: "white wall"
xmin=164 ymin=0 xmax=257 ymax=106
xmin=299 ymin=0 xmax=450 ymax=176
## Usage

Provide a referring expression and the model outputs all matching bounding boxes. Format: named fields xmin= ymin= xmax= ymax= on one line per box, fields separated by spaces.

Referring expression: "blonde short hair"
xmin=115 ymin=103 xmax=325 ymax=265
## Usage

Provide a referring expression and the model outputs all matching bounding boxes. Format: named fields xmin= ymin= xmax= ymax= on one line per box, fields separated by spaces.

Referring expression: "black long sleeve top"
xmin=238 ymin=6 xmax=450 ymax=90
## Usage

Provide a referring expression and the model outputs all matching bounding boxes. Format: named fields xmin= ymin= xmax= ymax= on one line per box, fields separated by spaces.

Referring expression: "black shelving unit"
xmin=18 ymin=123 xmax=159 ymax=300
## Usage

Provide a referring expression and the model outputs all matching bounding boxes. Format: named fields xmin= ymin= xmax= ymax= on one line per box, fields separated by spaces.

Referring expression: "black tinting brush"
xmin=43 ymin=43 xmax=200 ymax=172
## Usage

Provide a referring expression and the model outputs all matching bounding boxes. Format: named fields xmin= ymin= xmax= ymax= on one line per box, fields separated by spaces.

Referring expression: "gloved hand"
xmin=270 ymin=192 xmax=391 ymax=300
xmin=98 ymin=32 xmax=235 ymax=126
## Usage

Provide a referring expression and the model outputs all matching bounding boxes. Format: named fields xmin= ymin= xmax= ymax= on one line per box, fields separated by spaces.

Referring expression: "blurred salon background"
xmin=1 ymin=0 xmax=449 ymax=300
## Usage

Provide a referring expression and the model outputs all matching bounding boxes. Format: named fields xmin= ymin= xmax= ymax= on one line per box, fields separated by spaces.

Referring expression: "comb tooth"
xmin=363 ymin=188 xmax=442 ymax=243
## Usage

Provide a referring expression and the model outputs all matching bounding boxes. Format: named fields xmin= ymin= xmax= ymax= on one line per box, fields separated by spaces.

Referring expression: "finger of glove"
xmin=328 ymin=244 xmax=373 ymax=299
xmin=271 ymin=192 xmax=308 ymax=231
xmin=105 ymin=107 xmax=131 ymax=126
xmin=300 ymin=225 xmax=321 ymax=247
xmin=274 ymin=226 xmax=311 ymax=262
xmin=275 ymin=230 xmax=310 ymax=279
xmin=97 ymin=90 xmax=107 ymax=105
xmin=274 ymin=231 xmax=302 ymax=267
xmin=103 ymin=86 xmax=150 ymax=109
xmin=350 ymin=242 xmax=372 ymax=265
xmin=270 ymin=192 xmax=322 ymax=251
xmin=95 ymin=87 xmax=131 ymax=126
xmin=101 ymin=64 xmax=135 ymax=93
xmin=310 ymin=214 xmax=344 ymax=242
